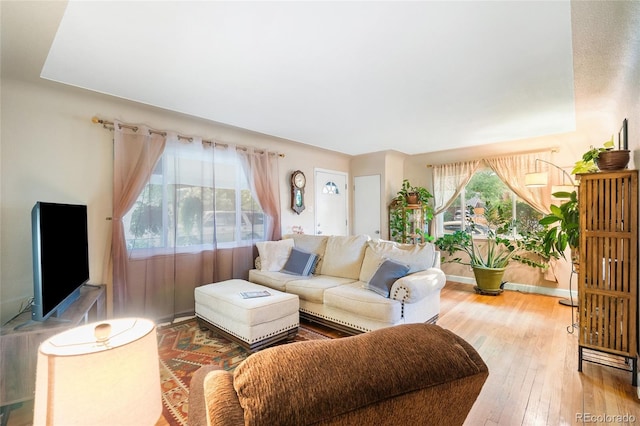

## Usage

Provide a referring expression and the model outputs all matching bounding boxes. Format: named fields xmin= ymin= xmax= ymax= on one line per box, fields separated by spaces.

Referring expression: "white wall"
xmin=0 ymin=77 xmax=350 ymax=323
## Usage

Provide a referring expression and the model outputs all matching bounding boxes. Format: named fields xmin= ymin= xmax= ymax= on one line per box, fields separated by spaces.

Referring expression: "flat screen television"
xmin=31 ymin=201 xmax=90 ymax=321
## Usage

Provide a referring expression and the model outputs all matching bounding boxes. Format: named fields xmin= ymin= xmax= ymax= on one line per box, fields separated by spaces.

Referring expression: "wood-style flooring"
xmin=439 ymin=281 xmax=639 ymax=425
xmin=5 ymin=281 xmax=639 ymax=425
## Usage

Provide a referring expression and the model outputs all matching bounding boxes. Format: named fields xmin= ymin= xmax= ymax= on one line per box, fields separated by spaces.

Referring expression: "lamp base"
xmin=559 ymin=298 xmax=578 ymax=307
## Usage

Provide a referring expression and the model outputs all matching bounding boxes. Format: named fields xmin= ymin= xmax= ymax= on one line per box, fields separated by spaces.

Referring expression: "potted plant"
xmin=397 ymin=179 xmax=433 ymax=206
xmin=389 ymin=180 xmax=434 ymax=243
xmin=435 ymin=223 xmax=549 ymax=295
xmin=572 ymin=136 xmax=630 ymax=174
xmin=539 ymin=189 xmax=580 ymax=269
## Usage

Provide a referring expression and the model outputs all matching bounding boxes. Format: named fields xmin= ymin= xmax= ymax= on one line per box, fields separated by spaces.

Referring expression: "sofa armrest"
xmin=188 ymin=365 xmax=244 ymax=426
xmin=390 ymin=267 xmax=446 ymax=303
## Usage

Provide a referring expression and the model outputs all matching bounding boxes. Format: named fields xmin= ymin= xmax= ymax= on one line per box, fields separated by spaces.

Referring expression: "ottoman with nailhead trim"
xmin=195 ymin=279 xmax=299 ymax=352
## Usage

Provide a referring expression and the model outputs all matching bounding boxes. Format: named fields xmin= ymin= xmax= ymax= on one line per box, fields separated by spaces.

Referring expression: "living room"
xmin=1 ymin=0 xmax=640 ymax=424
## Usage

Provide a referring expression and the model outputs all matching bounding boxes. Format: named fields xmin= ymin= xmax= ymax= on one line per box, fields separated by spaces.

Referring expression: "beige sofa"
xmin=188 ymin=323 xmax=488 ymax=426
xmin=249 ymin=234 xmax=446 ymax=334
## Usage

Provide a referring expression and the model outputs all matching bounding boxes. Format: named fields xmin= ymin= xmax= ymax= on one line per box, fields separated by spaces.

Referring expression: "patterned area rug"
xmin=157 ymin=318 xmax=330 ymax=425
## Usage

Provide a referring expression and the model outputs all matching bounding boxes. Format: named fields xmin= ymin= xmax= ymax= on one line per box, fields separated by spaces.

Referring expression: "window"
xmin=440 ymin=169 xmax=543 ymax=237
xmin=323 ymin=181 xmax=340 ymax=194
xmin=123 ymin=147 xmax=264 ymax=251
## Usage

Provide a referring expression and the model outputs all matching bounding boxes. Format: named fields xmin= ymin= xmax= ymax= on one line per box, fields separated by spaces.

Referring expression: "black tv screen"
xmin=31 ymin=202 xmax=90 ymax=321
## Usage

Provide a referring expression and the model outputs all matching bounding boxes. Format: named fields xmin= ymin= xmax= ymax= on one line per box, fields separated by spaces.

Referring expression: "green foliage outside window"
xmin=443 ymin=169 xmax=543 ymax=238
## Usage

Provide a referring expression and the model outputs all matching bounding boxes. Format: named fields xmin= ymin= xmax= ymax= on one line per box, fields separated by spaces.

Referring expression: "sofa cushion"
xmin=248 ymin=270 xmax=300 ymax=292
xmin=282 ymin=248 xmax=319 ymax=276
xmin=321 ymin=235 xmax=369 ymax=280
xmin=286 ymin=275 xmax=356 ymax=303
xmin=365 ymin=259 xmax=410 ymax=298
xmin=284 ymin=234 xmax=329 ymax=274
xmin=359 ymin=240 xmax=437 ymax=283
xmin=255 ymin=239 xmax=294 ymax=271
xmin=324 ymin=282 xmax=402 ymax=323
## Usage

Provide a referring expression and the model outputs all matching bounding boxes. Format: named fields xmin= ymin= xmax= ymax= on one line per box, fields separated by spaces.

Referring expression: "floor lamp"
xmin=525 ymin=158 xmax=578 ymax=307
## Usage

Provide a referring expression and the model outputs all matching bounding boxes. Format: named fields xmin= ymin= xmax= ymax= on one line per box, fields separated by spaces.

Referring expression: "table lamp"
xmin=33 ymin=318 xmax=162 ymax=425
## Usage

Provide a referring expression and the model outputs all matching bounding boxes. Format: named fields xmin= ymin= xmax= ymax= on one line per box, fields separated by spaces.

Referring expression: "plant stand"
xmin=473 ymin=285 xmax=503 ymax=296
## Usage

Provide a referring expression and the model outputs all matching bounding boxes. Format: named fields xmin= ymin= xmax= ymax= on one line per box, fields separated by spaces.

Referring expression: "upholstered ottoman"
xmin=194 ymin=279 xmax=299 ymax=351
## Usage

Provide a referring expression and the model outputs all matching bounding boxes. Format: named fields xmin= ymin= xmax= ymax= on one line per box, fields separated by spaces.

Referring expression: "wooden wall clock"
xmin=291 ymin=170 xmax=306 ymax=214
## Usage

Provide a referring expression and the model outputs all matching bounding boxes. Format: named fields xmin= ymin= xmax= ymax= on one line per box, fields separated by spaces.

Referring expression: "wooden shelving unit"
xmin=578 ymin=170 xmax=638 ymax=385
xmin=389 ymin=200 xmax=428 ymax=244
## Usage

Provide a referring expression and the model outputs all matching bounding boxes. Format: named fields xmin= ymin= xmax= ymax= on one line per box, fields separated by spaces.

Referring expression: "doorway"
xmin=314 ymin=169 xmax=348 ymax=236
xmin=354 ymin=175 xmax=381 ymax=240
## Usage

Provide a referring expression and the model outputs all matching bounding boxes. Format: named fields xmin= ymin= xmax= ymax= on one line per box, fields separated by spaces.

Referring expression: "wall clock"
xmin=291 ymin=170 xmax=306 ymax=214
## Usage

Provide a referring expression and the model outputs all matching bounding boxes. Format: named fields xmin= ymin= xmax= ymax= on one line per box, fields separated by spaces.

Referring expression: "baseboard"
xmin=445 ymin=274 xmax=578 ymax=300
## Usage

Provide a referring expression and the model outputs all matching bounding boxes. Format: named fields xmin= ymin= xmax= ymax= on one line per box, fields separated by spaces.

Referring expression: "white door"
xmin=315 ymin=170 xmax=348 ymax=236
xmin=354 ymin=175 xmax=381 ymax=240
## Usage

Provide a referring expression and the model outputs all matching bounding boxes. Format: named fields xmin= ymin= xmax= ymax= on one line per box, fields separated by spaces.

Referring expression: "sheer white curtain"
xmin=113 ymin=129 xmax=274 ymax=321
xmin=485 ymin=151 xmax=552 ymax=214
xmin=431 ymin=160 xmax=481 ymax=236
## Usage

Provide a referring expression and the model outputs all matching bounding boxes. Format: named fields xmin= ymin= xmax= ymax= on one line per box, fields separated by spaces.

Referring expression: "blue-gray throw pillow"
xmin=282 ymin=247 xmax=319 ymax=276
xmin=365 ymin=259 xmax=410 ymax=298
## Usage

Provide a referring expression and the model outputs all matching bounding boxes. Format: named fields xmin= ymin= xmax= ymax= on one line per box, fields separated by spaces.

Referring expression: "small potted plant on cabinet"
xmin=572 ymin=135 xmax=630 ymax=174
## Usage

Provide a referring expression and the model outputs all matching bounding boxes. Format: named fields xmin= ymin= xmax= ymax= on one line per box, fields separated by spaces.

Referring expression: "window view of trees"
xmin=124 ymin=156 xmax=264 ymax=251
xmin=442 ymin=169 xmax=543 ymax=237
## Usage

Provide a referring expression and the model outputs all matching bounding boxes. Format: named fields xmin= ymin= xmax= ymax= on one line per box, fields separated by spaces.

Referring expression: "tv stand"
xmin=0 ymin=284 xmax=105 ymax=425
xmin=12 ymin=316 xmax=72 ymax=331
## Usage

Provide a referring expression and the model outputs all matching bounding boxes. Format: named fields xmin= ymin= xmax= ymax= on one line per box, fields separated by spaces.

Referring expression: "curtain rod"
xmin=425 ymin=147 xmax=559 ymax=168
xmin=92 ymin=116 xmax=285 ymax=157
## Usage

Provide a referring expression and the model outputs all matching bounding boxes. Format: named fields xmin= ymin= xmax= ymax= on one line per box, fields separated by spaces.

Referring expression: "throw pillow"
xmin=281 ymin=248 xmax=319 ymax=276
xmin=365 ymin=259 xmax=410 ymax=298
xmin=321 ymin=235 xmax=369 ymax=280
xmin=359 ymin=240 xmax=436 ymax=282
xmin=255 ymin=239 xmax=295 ymax=272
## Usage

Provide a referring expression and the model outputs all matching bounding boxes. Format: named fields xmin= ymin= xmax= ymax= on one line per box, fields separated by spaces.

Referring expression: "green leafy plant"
xmin=539 ymin=190 xmax=580 ymax=262
xmin=396 ymin=179 xmax=434 ymax=207
xmin=572 ymin=136 xmax=615 ymax=174
xmin=435 ymin=228 xmax=549 ymax=270
xmin=389 ymin=180 xmax=435 ymax=243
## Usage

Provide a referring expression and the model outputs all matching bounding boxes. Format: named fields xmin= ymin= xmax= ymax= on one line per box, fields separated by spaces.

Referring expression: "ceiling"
xmin=4 ymin=1 xmax=638 ymax=156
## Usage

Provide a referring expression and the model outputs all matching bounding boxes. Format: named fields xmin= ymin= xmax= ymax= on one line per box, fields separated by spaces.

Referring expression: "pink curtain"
xmin=112 ymin=123 xmax=166 ymax=316
xmin=112 ymin=131 xmax=274 ymax=321
xmin=238 ymin=148 xmax=282 ymax=241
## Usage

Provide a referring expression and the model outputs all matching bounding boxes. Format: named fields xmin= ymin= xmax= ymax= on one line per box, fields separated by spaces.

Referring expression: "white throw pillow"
xmin=359 ymin=240 xmax=436 ymax=283
xmin=255 ymin=239 xmax=295 ymax=271
xmin=321 ymin=235 xmax=369 ymax=280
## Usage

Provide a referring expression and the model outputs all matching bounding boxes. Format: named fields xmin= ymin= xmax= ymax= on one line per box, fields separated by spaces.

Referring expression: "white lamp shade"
xmin=551 ymin=185 xmax=576 ymax=198
xmin=524 ymin=171 xmax=548 ymax=187
xmin=33 ymin=318 xmax=162 ymax=426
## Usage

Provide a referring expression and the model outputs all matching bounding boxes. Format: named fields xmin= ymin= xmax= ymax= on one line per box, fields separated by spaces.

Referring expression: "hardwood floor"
xmin=438 ymin=281 xmax=639 ymax=425
xmin=5 ymin=281 xmax=639 ymax=425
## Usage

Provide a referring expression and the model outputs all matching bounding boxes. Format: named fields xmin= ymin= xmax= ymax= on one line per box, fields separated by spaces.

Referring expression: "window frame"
xmin=124 ymin=151 xmax=265 ymax=255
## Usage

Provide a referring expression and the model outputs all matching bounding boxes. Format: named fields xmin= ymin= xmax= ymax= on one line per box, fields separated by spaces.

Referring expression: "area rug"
xmin=157 ymin=318 xmax=330 ymax=426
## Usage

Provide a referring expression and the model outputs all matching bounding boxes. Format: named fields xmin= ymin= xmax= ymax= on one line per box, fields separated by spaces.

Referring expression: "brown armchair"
xmin=189 ymin=323 xmax=487 ymax=426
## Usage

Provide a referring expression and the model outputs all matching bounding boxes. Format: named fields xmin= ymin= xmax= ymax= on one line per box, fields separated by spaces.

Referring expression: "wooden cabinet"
xmin=0 ymin=285 xmax=106 ymax=409
xmin=389 ymin=200 xmax=428 ymax=244
xmin=578 ymin=170 xmax=638 ymax=385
